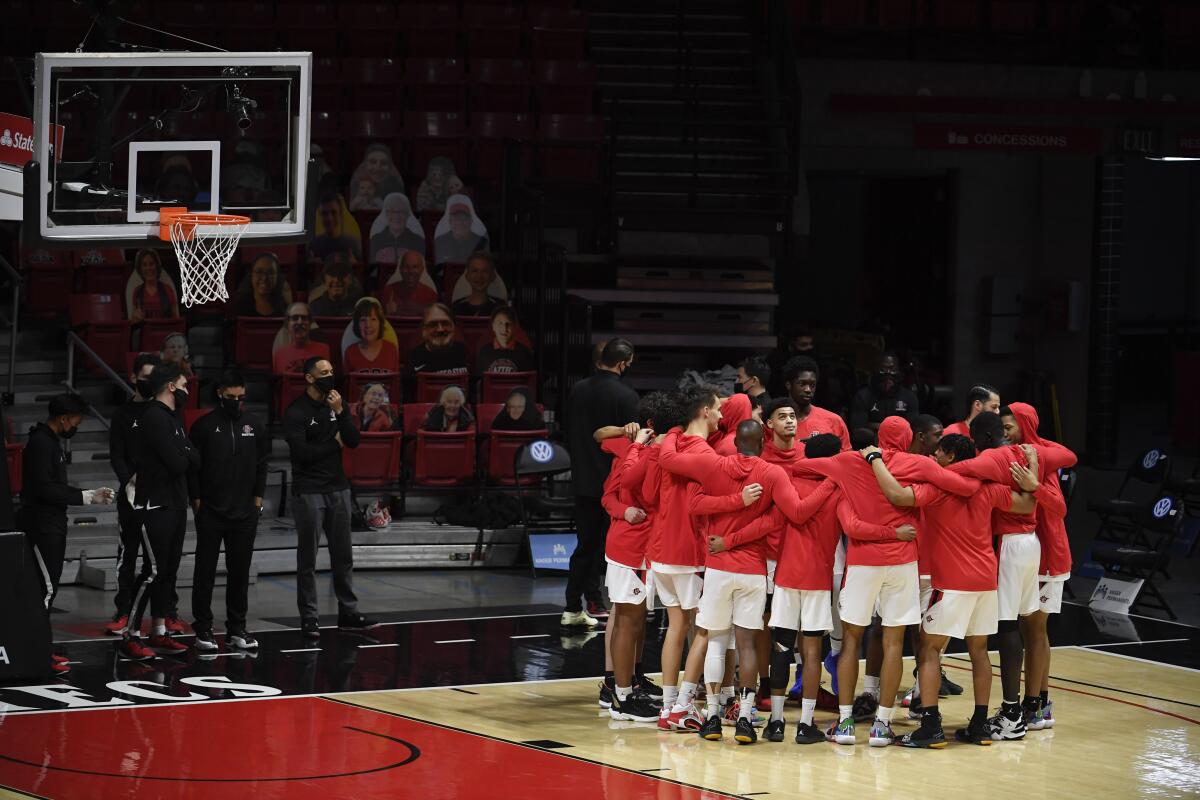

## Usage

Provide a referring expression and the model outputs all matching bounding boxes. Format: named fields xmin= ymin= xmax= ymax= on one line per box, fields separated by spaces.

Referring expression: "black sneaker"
xmin=301 ymin=620 xmax=321 ymax=640
xmin=794 ymin=721 xmax=824 ymax=744
xmin=734 ymin=716 xmax=757 ymax=745
xmin=699 ymin=714 xmax=723 ymax=741
xmin=901 ymin=719 xmax=948 ymax=749
xmin=987 ymin=706 xmax=1027 ymax=741
xmin=632 ymin=688 xmax=661 ymax=709
xmin=609 ymin=692 xmax=659 ymax=723
xmin=764 ymin=719 xmax=786 ymax=742
xmin=598 ymin=681 xmax=614 ymax=709
xmin=851 ymin=692 xmax=878 ymax=722
xmin=634 ymin=673 xmax=663 ymax=698
xmin=228 ymin=629 xmax=259 ymax=650
xmin=193 ymin=628 xmax=218 ymax=651
xmin=939 ymin=669 xmax=964 ymax=697
xmin=338 ymin=612 xmax=378 ymax=631
xmin=955 ymin=719 xmax=995 ymax=746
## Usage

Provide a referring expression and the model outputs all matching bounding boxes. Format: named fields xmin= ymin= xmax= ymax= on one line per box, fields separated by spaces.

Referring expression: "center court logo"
xmin=530 ymin=441 xmax=553 ymax=463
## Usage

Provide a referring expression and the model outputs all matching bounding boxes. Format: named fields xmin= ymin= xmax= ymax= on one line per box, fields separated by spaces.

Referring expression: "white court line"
xmin=358 ymin=643 xmax=401 ymax=649
xmin=510 ymin=634 xmax=550 ymax=640
xmin=435 ymin=639 xmax=475 ymax=644
xmin=1072 ymin=645 xmax=1200 ymax=673
xmin=1061 ymin=599 xmax=1200 ymax=629
xmin=1084 ymin=638 xmax=1188 ymax=648
xmin=279 ymin=648 xmax=321 ymax=653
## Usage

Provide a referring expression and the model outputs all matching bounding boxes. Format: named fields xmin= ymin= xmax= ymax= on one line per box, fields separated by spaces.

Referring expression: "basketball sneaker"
xmin=699 ymin=714 xmax=723 ymax=741
xmin=1039 ymin=701 xmax=1054 ymax=729
xmin=586 ymin=599 xmax=609 ymax=620
xmin=148 ymin=634 xmax=188 ymax=655
xmin=104 ymin=614 xmax=128 ymax=636
xmin=164 ymin=616 xmax=188 ymax=635
xmin=657 ymin=710 xmax=673 ymax=731
xmin=852 ymin=692 xmax=878 ymax=722
xmin=795 ymin=721 xmax=824 ymax=744
xmin=901 ymin=685 xmax=919 ymax=708
xmin=764 ymin=719 xmax=786 ymax=742
xmin=734 ymin=716 xmax=757 ymax=745
xmin=722 ymin=698 xmax=739 ymax=726
xmin=51 ymin=659 xmax=70 ymax=676
xmin=788 ymin=671 xmax=803 ymax=701
xmin=193 ymin=629 xmax=218 ymax=651
xmin=609 ymin=693 xmax=659 ymax=723
xmin=987 ymin=706 xmax=1027 ymax=741
xmin=954 ymin=719 xmax=994 ymax=746
xmin=634 ymin=673 xmax=662 ymax=699
xmin=907 ymin=703 xmax=924 ymax=721
xmin=668 ymin=706 xmax=704 ymax=732
xmin=51 ymin=653 xmax=68 ymax=664
xmin=826 ymin=717 xmax=856 ymax=745
xmin=228 ymin=630 xmax=259 ymax=650
xmin=339 ymin=612 xmax=379 ymax=630
xmin=823 ymin=651 xmax=840 ymax=695
xmin=302 ymin=620 xmax=321 ymax=640
xmin=119 ymin=636 xmax=155 ymax=661
xmin=560 ymin=609 xmax=599 ymax=628
xmin=816 ymin=686 xmax=839 ymax=711
xmin=939 ymin=669 xmax=964 ymax=696
xmin=901 ymin=715 xmax=947 ymax=749
xmin=598 ymin=681 xmax=614 ymax=709
xmin=868 ymin=719 xmax=895 ymax=747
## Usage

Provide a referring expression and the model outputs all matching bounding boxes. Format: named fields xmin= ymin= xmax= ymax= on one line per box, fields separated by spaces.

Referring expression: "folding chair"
xmin=1087 ymin=448 xmax=1171 ymax=545
xmin=485 ymin=429 xmax=550 ymax=485
xmin=512 ymin=438 xmax=573 ymax=575
xmin=1090 ymin=495 xmax=1185 ymax=620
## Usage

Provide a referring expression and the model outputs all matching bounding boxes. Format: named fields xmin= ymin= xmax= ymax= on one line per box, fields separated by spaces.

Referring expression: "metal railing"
xmin=0 ymin=253 xmax=21 ymax=405
xmin=64 ymin=330 xmax=132 ymax=430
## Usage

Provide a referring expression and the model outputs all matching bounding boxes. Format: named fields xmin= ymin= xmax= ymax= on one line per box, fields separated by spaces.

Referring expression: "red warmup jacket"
xmin=794 ymin=404 xmax=852 ymax=452
xmin=642 ymin=431 xmax=715 ymax=568
xmin=942 ymin=420 xmax=970 ymax=438
xmin=660 ymin=430 xmax=835 ymax=575
xmin=792 ymin=417 xmax=979 ymax=567
xmin=758 ymin=437 xmax=804 ymax=558
xmin=600 ymin=438 xmax=652 ymax=569
xmin=709 ymin=393 xmax=753 ymax=455
xmin=1008 ymin=402 xmax=1072 ymax=577
xmin=624 ymin=442 xmax=664 ymax=563
xmin=948 ymin=420 xmax=1076 ymax=536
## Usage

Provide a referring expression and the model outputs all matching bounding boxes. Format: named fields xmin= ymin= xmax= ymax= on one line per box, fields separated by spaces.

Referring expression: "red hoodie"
xmin=943 ymin=420 xmax=970 ymax=438
xmin=660 ymin=430 xmax=835 ymax=575
xmin=600 ymin=438 xmax=652 ymax=569
xmin=795 ymin=404 xmax=851 ymax=452
xmin=758 ymin=436 xmax=803 ymax=558
xmin=642 ymin=432 xmax=715 ymax=568
xmin=709 ymin=393 xmax=753 ymax=455
xmin=1008 ymin=402 xmax=1072 ymax=577
xmin=791 ymin=417 xmax=979 ymax=567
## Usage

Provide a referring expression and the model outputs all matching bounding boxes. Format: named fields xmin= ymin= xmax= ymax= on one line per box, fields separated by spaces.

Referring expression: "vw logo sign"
xmin=530 ymin=440 xmax=554 ymax=464
xmin=1142 ymin=450 xmax=1162 ymax=470
xmin=1152 ymin=497 xmax=1173 ymax=519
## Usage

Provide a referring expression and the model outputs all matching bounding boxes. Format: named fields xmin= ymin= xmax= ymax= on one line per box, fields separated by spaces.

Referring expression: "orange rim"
xmin=158 ymin=206 xmax=251 ymax=241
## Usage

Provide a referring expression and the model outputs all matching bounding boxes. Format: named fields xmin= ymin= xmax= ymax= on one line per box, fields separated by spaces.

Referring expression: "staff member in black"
xmin=188 ymin=370 xmax=269 ymax=652
xmin=20 ymin=394 xmax=114 ymax=673
xmin=120 ymin=363 xmax=198 ymax=660
xmin=563 ymin=338 xmax=639 ymax=628
xmin=105 ymin=352 xmax=160 ymax=635
xmin=284 ymin=356 xmax=376 ymax=639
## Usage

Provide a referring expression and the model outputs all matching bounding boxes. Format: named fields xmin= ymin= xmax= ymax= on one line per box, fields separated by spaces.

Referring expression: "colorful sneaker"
xmin=164 ymin=616 xmax=188 ymax=635
xmin=954 ymin=718 xmax=994 ymax=746
xmin=598 ymin=681 xmax=614 ymax=709
xmin=148 ymin=634 xmax=188 ymax=655
xmin=1025 ymin=705 xmax=1047 ymax=731
xmin=118 ymin=637 xmax=155 ymax=661
xmin=901 ymin=685 xmax=919 ymax=708
xmin=104 ymin=614 xmax=128 ymax=636
xmin=852 ymin=692 xmax=879 ymax=722
xmin=609 ymin=693 xmax=659 ymax=723
xmin=788 ymin=670 xmax=803 ymax=701
xmin=722 ymin=698 xmax=739 ymax=726
xmin=755 ymin=693 xmax=773 ymax=713
xmin=987 ymin=707 xmax=1027 ymax=741
xmin=795 ymin=721 xmax=824 ymax=744
xmin=815 ymin=686 xmax=839 ymax=712
xmin=827 ymin=717 xmax=856 ymax=745
xmin=823 ymin=651 xmax=840 ymax=695
xmin=764 ymin=719 xmax=786 ymax=742
xmin=901 ymin=720 xmax=947 ymax=749
xmin=657 ymin=711 xmax=673 ymax=731
xmin=734 ymin=716 xmax=757 ymax=745
xmin=868 ymin=719 xmax=896 ymax=747
xmin=1040 ymin=701 xmax=1054 ymax=729
xmin=939 ymin=669 xmax=964 ymax=696
xmin=668 ymin=706 xmax=704 ymax=732
xmin=699 ymin=714 xmax=723 ymax=741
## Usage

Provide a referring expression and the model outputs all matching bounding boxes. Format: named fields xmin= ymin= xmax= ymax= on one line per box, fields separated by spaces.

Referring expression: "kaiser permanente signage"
xmin=914 ymin=123 xmax=1103 ymax=154
xmin=0 ymin=113 xmax=65 ymax=168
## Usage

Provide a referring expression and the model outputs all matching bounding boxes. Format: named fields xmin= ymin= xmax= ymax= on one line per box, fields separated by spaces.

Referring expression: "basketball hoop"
xmin=158 ymin=207 xmax=251 ymax=307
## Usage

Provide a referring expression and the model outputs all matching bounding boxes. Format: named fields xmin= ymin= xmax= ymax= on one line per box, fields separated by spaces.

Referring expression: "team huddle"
xmin=592 ymin=354 xmax=1074 ymax=749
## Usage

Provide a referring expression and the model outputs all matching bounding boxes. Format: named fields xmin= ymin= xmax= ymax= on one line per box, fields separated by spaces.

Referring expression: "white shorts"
xmin=997 ymin=533 xmax=1041 ymax=621
xmin=920 ymin=575 xmax=933 ymax=614
xmin=838 ymin=562 xmax=921 ymax=628
xmin=605 ymin=562 xmax=652 ymax=606
xmin=696 ymin=568 xmax=767 ymax=631
xmin=768 ymin=587 xmax=833 ymax=633
xmin=923 ymin=589 xmax=998 ymax=639
xmin=833 ymin=537 xmax=846 ymax=575
xmin=1039 ymin=580 xmax=1064 ymax=614
xmin=766 ymin=559 xmax=777 ymax=594
xmin=652 ymin=568 xmax=702 ymax=610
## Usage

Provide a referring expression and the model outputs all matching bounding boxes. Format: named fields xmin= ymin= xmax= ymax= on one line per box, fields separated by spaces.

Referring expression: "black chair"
xmin=1088 ymin=448 xmax=1170 ymax=545
xmin=512 ymin=439 xmax=573 ymax=576
xmin=1090 ymin=494 xmax=1185 ymax=620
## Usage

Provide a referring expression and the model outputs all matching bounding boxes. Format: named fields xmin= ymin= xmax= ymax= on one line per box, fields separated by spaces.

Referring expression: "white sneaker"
xmin=228 ymin=631 xmax=259 ymax=650
xmin=560 ymin=609 xmax=599 ymax=628
xmin=988 ymin=708 xmax=1028 ymax=741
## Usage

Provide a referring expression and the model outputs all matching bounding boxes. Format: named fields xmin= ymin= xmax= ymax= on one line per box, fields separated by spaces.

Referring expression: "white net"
xmin=167 ymin=215 xmax=250 ymax=307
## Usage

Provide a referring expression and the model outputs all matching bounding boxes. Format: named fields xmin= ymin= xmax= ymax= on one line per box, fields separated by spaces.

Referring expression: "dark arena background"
xmin=0 ymin=1 xmax=1198 ymax=798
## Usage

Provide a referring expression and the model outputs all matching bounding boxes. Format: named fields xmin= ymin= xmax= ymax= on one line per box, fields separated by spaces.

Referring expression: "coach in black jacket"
xmin=122 ymin=363 xmax=199 ymax=659
xmin=283 ymin=355 xmax=375 ymax=639
xmin=187 ymin=370 xmax=269 ymax=651
xmin=107 ymin=352 xmax=160 ymax=630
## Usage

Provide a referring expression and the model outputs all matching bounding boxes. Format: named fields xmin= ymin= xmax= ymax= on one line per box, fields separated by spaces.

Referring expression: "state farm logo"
xmin=0 ymin=128 xmax=35 ymax=153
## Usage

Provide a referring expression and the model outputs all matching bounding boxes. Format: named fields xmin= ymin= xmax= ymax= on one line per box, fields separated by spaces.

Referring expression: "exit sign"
xmin=1118 ymin=128 xmax=1158 ymax=154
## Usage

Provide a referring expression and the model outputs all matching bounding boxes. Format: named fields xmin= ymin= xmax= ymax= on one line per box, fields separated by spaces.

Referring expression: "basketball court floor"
xmin=1 ymin=599 xmax=1197 ymax=800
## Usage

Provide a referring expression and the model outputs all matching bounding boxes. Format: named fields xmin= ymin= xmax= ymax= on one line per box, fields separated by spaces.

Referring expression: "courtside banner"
xmin=914 ymin=124 xmax=1103 ymax=154
xmin=529 ymin=531 xmax=577 ymax=571
xmin=1088 ymin=576 xmax=1144 ymax=615
xmin=0 ymin=113 xmax=65 ymax=167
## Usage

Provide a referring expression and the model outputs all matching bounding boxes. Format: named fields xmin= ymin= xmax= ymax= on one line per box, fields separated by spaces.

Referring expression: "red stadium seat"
xmin=416 ymin=371 xmax=471 ymax=403
xmin=471 ymin=112 xmax=533 ymax=180
xmin=68 ymin=294 xmax=130 ymax=373
xmin=341 ymin=111 xmax=404 ymax=162
xmin=343 ymin=429 xmax=402 ymax=488
xmin=439 ymin=262 xmax=467 ymax=301
xmin=342 ymin=2 xmax=398 ymax=28
xmin=182 ymin=408 xmax=209 ymax=436
xmin=413 ymin=430 xmax=476 ymax=486
xmin=6 ymin=441 xmax=22 ymax=495
xmin=457 ymin=316 xmax=492 ymax=355
xmin=140 ymin=319 xmax=184 ymax=352
xmin=233 ymin=316 xmax=285 ymax=372
xmin=389 ymin=316 xmax=424 ymax=355
xmin=404 ymin=59 xmax=467 ymax=113
xmin=935 ymin=0 xmax=983 ymax=30
xmin=530 ymin=25 xmax=587 ymax=61
xmin=347 ymin=371 xmax=403 ymax=407
xmin=537 ymin=114 xmax=604 ymax=181
xmin=485 ymin=428 xmax=550 ymax=485
xmin=404 ymin=112 xmax=468 ymax=175
xmin=877 ymin=0 xmax=923 ymax=27
xmin=79 ymin=262 xmax=128 ymax=296
xmin=276 ymin=372 xmax=309 ymax=419
xmin=475 ymin=403 xmax=503 ymax=434
xmin=25 ymin=263 xmax=75 ymax=318
xmin=402 ymin=402 xmax=436 ymax=434
xmin=534 ymin=60 xmax=596 ymax=113
xmin=465 ymin=26 xmax=524 ymax=59
xmin=345 ymin=57 xmax=404 ymax=109
xmin=480 ymin=371 xmax=537 ymax=404
xmin=990 ymin=0 xmax=1039 ymax=32
xmin=470 ymin=59 xmax=531 ymax=113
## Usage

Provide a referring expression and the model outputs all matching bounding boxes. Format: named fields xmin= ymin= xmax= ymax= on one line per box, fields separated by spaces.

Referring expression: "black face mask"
xmin=59 ymin=425 xmax=78 ymax=440
xmin=313 ymin=375 xmax=337 ymax=395
xmin=220 ymin=397 xmax=244 ymax=419
xmin=136 ymin=379 xmax=154 ymax=399
xmin=173 ymin=388 xmax=189 ymax=409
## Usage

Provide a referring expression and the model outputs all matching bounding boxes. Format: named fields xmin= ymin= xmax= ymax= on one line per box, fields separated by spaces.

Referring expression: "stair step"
xmin=596 ymin=64 xmax=755 ymax=84
xmin=588 ymin=11 xmax=750 ymax=33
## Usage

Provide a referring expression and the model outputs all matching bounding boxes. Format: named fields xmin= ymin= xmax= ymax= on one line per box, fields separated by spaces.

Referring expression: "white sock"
xmin=720 ymin=685 xmax=735 ymax=705
xmin=663 ymin=684 xmax=680 ymax=710
xmin=876 ymin=705 xmax=894 ymax=724
xmin=839 ymin=704 xmax=853 ymax=721
xmin=801 ymin=698 xmax=817 ymax=725
xmin=770 ymin=695 xmax=786 ymax=722
xmin=706 ymin=696 xmax=721 ymax=719
xmin=864 ymin=675 xmax=881 ymax=699
xmin=153 ymin=620 xmax=166 ymax=636
xmin=830 ymin=636 xmax=842 ymax=656
xmin=739 ymin=690 xmax=755 ymax=719
xmin=616 ymin=686 xmax=631 ymax=701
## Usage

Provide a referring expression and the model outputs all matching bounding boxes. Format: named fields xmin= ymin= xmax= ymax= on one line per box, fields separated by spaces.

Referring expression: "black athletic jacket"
xmin=19 ymin=423 xmax=84 ymax=538
xmin=283 ymin=391 xmax=360 ymax=495
xmin=567 ymin=371 xmax=639 ymax=498
xmin=110 ymin=399 xmax=151 ymax=491
xmin=187 ymin=408 xmax=270 ymax=520
xmin=132 ymin=401 xmax=200 ymax=511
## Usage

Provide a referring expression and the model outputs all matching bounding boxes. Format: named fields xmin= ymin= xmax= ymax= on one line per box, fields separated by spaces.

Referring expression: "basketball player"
xmin=943 ymin=383 xmax=1000 ymax=438
xmin=865 ymin=434 xmax=1041 ymax=747
xmin=781 ymin=356 xmax=851 ymax=450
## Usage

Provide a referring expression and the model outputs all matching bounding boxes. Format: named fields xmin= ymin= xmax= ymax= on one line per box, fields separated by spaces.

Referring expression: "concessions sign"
xmin=914 ymin=124 xmax=1103 ymax=154
xmin=0 ymin=113 xmax=65 ymax=167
